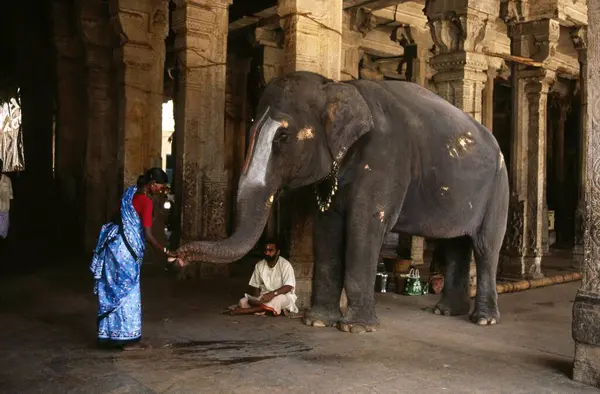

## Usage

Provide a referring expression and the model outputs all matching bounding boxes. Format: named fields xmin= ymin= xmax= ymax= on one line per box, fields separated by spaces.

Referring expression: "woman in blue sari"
xmin=90 ymin=168 xmax=174 ymax=350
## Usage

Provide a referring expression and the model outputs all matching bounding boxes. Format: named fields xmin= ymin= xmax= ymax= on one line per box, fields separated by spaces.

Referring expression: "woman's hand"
xmin=166 ymin=249 xmax=187 ymax=267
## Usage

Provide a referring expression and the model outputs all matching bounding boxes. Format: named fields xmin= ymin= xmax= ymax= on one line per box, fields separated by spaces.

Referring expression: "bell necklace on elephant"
xmin=315 ymin=159 xmax=340 ymax=212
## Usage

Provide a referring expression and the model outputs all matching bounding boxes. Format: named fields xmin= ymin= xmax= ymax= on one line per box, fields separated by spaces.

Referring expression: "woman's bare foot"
xmin=121 ymin=342 xmax=149 ymax=351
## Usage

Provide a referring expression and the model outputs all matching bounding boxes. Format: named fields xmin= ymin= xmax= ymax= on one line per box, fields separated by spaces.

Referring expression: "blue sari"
xmin=90 ymin=186 xmax=145 ymax=345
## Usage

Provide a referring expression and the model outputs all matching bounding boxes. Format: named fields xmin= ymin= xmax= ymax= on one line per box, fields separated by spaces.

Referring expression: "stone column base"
xmin=573 ymin=292 xmax=600 ymax=387
xmin=499 ymin=254 xmax=544 ymax=280
xmin=574 ymin=343 xmax=600 ymax=387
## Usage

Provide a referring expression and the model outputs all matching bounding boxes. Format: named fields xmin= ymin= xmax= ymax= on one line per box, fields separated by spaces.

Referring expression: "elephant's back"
xmin=349 ymin=79 xmax=501 ymax=170
xmin=348 ymin=79 xmax=503 ymax=237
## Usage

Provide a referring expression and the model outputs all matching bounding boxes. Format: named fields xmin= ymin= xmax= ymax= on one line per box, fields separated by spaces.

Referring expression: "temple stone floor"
xmin=0 ymin=261 xmax=595 ymax=394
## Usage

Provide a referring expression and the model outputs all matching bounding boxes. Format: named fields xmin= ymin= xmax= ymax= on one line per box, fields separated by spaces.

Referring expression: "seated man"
xmin=229 ymin=241 xmax=298 ymax=316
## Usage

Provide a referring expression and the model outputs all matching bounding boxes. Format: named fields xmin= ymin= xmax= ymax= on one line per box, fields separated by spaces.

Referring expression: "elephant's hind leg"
xmin=470 ymin=171 xmax=508 ymax=325
xmin=303 ymin=209 xmax=345 ymax=328
xmin=433 ymin=236 xmax=472 ymax=317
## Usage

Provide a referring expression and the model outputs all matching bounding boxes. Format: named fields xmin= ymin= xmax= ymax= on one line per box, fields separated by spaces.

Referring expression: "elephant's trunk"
xmin=176 ymin=109 xmax=285 ymax=264
xmin=176 ymin=182 xmax=277 ymax=264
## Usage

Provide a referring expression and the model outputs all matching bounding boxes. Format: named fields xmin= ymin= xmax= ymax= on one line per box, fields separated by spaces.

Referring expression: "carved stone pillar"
xmin=52 ymin=0 xmax=88 ymax=251
xmin=572 ymin=26 xmax=588 ymax=268
xmin=501 ymin=69 xmax=554 ymax=279
xmin=79 ymin=1 xmax=122 ymax=251
xmin=277 ymin=0 xmax=342 ymax=309
xmin=425 ymin=6 xmax=495 ymax=121
xmin=341 ymin=10 xmax=362 ymax=81
xmin=278 ymin=0 xmax=342 ymax=79
xmin=482 ymin=69 xmax=496 ymax=131
xmin=172 ymin=0 xmax=230 ymax=240
xmin=112 ymin=1 xmax=169 ymax=187
xmin=172 ymin=0 xmax=231 ymax=277
xmin=500 ymin=18 xmax=560 ymax=277
xmin=431 ymin=53 xmax=488 ymax=122
xmin=572 ymin=0 xmax=600 ymax=383
xmin=224 ymin=55 xmax=251 ymax=233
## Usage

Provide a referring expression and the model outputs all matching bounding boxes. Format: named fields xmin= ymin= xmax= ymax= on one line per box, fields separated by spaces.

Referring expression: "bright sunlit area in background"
xmin=161 ymin=100 xmax=174 ymax=186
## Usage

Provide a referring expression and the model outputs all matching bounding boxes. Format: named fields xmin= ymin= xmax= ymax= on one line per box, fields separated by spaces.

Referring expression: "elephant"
xmin=173 ymin=71 xmax=509 ymax=333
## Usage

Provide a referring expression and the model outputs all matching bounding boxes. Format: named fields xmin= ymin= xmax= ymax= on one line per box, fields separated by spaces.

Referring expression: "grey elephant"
xmin=174 ymin=71 xmax=509 ymax=333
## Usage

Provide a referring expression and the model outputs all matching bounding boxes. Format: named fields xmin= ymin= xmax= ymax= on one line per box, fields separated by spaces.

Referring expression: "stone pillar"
xmin=482 ymin=69 xmax=496 ymax=131
xmin=430 ymin=53 xmax=488 ymax=123
xmin=572 ymin=26 xmax=588 ymax=267
xmin=172 ymin=0 xmax=231 ymax=249
xmin=79 ymin=1 xmax=122 ymax=251
xmin=224 ymin=55 xmax=251 ymax=233
xmin=572 ymin=0 xmax=600 ymax=383
xmin=277 ymin=0 xmax=342 ymax=309
xmin=553 ymin=96 xmax=571 ymax=247
xmin=112 ymin=1 xmax=169 ymax=187
xmin=501 ymin=69 xmax=554 ymax=279
xmin=501 ymin=19 xmax=559 ymax=278
xmin=341 ymin=10 xmax=362 ymax=81
xmin=52 ymin=0 xmax=88 ymax=252
xmin=278 ymin=0 xmax=342 ymax=79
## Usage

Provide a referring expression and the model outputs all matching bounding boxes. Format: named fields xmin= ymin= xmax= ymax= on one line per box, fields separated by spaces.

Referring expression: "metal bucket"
xmin=375 ymin=272 xmax=388 ymax=293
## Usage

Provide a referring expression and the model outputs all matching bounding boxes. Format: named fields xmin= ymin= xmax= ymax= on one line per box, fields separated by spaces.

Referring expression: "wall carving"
xmin=426 ymin=11 xmax=492 ymax=54
xmin=503 ymin=199 xmax=525 ymax=255
xmin=349 ymin=7 xmax=378 ymax=37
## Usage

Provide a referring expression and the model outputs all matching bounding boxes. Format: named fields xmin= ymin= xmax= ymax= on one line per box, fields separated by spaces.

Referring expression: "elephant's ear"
xmin=323 ymin=82 xmax=374 ymax=162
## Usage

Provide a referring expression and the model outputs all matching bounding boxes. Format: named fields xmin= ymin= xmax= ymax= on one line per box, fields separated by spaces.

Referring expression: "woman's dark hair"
xmin=137 ymin=167 xmax=168 ymax=189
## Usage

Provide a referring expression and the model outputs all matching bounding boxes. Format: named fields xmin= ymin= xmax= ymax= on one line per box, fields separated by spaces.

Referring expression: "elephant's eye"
xmin=274 ymin=128 xmax=289 ymax=143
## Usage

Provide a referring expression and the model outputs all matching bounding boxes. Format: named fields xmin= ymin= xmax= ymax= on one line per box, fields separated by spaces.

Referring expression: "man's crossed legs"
xmin=228 ymin=294 xmax=295 ymax=316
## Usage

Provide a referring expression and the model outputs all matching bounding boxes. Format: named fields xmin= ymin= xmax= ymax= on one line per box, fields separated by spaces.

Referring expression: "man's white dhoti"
xmin=239 ymin=294 xmax=296 ymax=316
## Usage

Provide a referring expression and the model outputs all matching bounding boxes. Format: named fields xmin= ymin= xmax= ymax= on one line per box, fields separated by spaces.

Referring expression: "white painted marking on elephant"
xmin=440 ymin=186 xmax=449 ymax=196
xmin=364 ymin=164 xmax=371 ymax=171
xmin=469 ymin=201 xmax=473 ymax=209
xmin=447 ymin=134 xmax=475 ymax=159
xmin=297 ymin=127 xmax=314 ymax=141
xmin=447 ymin=144 xmax=459 ymax=158
xmin=243 ymin=116 xmax=283 ymax=187
xmin=498 ymin=152 xmax=505 ymax=170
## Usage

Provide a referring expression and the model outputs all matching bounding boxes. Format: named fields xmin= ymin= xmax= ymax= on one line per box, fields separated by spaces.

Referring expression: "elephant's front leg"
xmin=337 ymin=200 xmax=390 ymax=334
xmin=304 ymin=209 xmax=345 ymax=328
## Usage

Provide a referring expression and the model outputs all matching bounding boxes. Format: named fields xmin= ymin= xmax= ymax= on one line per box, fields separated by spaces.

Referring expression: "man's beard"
xmin=265 ymin=254 xmax=278 ymax=262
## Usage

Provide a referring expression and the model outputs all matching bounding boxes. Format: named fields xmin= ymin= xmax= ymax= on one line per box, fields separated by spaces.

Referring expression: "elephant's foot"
xmin=433 ymin=295 xmax=470 ymax=317
xmin=303 ymin=307 xmax=342 ymax=328
xmin=470 ymin=306 xmax=500 ymax=326
xmin=336 ymin=307 xmax=379 ymax=334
